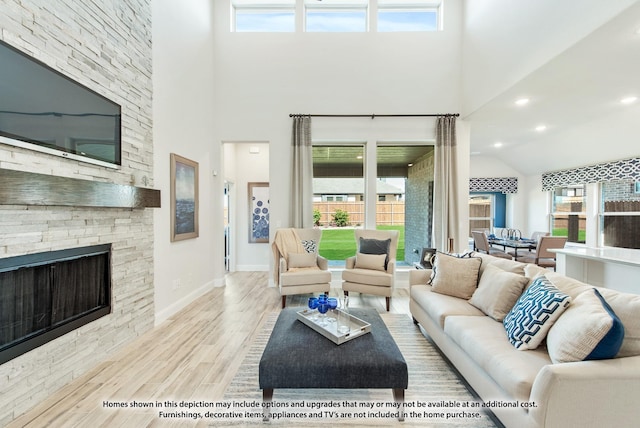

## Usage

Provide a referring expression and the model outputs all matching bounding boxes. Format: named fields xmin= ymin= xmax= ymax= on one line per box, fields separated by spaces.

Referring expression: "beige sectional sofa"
xmin=409 ymin=251 xmax=640 ymax=428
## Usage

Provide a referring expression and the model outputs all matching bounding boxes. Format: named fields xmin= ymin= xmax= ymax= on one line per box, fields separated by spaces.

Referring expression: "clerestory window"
xmin=231 ymin=0 xmax=296 ymax=32
xmin=378 ymin=1 xmax=441 ymax=32
xmin=231 ymin=0 xmax=443 ymax=32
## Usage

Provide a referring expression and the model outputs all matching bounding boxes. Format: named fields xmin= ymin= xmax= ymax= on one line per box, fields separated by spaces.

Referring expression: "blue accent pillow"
xmin=503 ymin=275 xmax=571 ymax=350
xmin=547 ymin=288 xmax=625 ymax=363
xmin=587 ymin=289 xmax=625 ymax=359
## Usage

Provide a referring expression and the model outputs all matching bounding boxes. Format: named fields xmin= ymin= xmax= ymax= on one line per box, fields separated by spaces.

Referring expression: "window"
xmin=378 ymin=1 xmax=441 ymax=32
xmin=231 ymin=0 xmax=444 ymax=32
xmin=305 ymin=0 xmax=368 ymax=32
xmin=550 ymin=185 xmax=586 ymax=244
xmin=599 ymin=180 xmax=640 ymax=249
xmin=469 ymin=195 xmax=493 ymax=237
xmin=232 ymin=0 xmax=295 ymax=32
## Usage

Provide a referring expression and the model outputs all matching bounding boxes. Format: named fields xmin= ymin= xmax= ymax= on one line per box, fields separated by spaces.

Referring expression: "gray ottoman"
xmin=259 ymin=308 xmax=408 ymax=421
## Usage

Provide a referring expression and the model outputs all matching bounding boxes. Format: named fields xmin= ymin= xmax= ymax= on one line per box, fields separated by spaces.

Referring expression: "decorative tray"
xmin=296 ymin=308 xmax=371 ymax=345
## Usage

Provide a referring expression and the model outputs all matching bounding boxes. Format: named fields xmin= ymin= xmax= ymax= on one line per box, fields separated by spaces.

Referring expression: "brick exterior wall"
xmin=405 ymin=151 xmax=435 ymax=264
xmin=0 ymin=0 xmax=154 ymax=424
xmin=602 ymin=180 xmax=640 ymax=202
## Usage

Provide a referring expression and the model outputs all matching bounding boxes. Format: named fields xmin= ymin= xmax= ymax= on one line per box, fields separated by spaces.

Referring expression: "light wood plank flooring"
xmin=8 ymin=272 xmax=413 ymax=428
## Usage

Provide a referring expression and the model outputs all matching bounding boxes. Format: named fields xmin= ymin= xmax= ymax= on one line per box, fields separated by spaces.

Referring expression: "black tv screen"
xmin=0 ymin=40 xmax=121 ymax=167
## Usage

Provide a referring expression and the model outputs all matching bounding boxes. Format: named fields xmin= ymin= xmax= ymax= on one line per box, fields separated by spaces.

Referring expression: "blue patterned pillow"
xmin=503 ymin=276 xmax=571 ymax=350
xmin=301 ymin=239 xmax=317 ymax=253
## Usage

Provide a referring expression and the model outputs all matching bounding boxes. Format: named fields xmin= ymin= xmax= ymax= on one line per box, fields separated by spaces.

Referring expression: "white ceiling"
xmin=465 ymin=2 xmax=640 ymax=176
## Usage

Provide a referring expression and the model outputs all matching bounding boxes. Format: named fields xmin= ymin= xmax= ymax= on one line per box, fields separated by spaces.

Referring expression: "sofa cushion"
xmin=342 ymin=268 xmax=392 ymax=287
xmin=547 ymin=288 xmax=625 ymax=363
xmin=280 ymin=269 xmax=331 ymax=286
xmin=411 ymin=285 xmax=484 ymax=328
xmin=429 ymin=253 xmax=482 ymax=299
xmin=503 ymin=276 xmax=571 ymax=350
xmin=355 ymin=252 xmax=386 ymax=271
xmin=469 ymin=264 xmax=529 ymax=321
xmin=287 ymin=252 xmax=317 ymax=268
xmin=445 ymin=315 xmax=551 ymax=402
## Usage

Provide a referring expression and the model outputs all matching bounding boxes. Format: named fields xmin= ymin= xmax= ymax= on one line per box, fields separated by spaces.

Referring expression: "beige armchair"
xmin=272 ymin=228 xmax=331 ymax=308
xmin=341 ymin=229 xmax=399 ymax=311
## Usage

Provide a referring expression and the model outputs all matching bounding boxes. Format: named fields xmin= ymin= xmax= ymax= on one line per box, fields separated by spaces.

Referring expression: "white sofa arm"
xmin=528 ymin=356 xmax=640 ymax=428
xmin=409 ymin=268 xmax=432 ymax=286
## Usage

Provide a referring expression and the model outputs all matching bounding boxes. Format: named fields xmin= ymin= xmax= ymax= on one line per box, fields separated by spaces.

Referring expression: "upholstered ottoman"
xmin=259 ymin=308 xmax=408 ymax=421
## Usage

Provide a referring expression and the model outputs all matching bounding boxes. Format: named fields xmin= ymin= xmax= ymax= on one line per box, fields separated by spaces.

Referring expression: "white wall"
xmin=153 ymin=0 xmax=224 ymax=324
xmin=211 ymin=0 xmax=466 ymax=254
xmin=461 ymin=0 xmax=637 ymax=115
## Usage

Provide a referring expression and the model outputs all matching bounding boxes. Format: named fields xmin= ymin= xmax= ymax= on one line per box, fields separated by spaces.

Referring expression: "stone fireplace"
xmin=0 ymin=0 xmax=155 ymax=425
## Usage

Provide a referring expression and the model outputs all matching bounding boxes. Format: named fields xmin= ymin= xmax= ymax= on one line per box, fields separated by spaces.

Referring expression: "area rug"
xmin=221 ymin=312 xmax=498 ymax=427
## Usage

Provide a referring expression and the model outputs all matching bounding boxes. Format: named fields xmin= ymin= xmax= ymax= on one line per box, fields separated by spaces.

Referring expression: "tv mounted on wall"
xmin=0 ymin=40 xmax=121 ymax=168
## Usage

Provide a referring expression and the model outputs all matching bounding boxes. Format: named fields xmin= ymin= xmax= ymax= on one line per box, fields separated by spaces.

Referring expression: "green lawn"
xmin=318 ymin=225 xmax=405 ymax=261
xmin=552 ymin=228 xmax=586 ymax=243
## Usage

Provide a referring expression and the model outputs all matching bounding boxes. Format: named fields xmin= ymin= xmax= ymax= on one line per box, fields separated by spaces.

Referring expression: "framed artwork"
xmin=170 ymin=153 xmax=199 ymax=242
xmin=420 ymin=247 xmax=437 ymax=269
xmin=248 ymin=182 xmax=269 ymax=243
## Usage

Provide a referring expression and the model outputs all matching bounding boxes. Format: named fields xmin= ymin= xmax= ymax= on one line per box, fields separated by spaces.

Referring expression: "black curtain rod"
xmin=289 ymin=113 xmax=459 ymax=118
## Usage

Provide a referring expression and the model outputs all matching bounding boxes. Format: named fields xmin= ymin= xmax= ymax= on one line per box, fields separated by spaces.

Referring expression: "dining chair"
xmin=518 ymin=236 xmax=568 ymax=271
xmin=472 ymin=230 xmax=513 ymax=260
xmin=341 ymin=229 xmax=399 ymax=311
xmin=507 ymin=230 xmax=550 ymax=257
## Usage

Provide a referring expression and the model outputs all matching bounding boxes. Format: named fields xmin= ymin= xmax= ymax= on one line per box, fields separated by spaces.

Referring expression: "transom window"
xmin=378 ymin=0 xmax=441 ymax=31
xmin=231 ymin=0 xmax=442 ymax=32
xmin=305 ymin=0 xmax=369 ymax=33
xmin=231 ymin=0 xmax=295 ymax=32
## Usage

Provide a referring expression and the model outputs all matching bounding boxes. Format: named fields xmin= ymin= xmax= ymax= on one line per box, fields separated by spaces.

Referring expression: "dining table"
xmin=488 ymin=237 xmax=537 ymax=260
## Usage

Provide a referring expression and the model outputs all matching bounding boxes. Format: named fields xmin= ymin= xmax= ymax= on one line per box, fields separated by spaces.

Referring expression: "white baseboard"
xmin=154 ymin=278 xmax=222 ymax=326
xmin=236 ymin=264 xmax=269 ymax=272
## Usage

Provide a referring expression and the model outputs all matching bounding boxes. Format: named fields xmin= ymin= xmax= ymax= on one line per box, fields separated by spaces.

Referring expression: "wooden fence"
xmin=313 ymin=201 xmax=405 ymax=226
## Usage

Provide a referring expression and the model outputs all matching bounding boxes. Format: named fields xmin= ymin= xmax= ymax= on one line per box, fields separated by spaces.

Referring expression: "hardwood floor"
xmin=8 ymin=272 xmax=413 ymax=428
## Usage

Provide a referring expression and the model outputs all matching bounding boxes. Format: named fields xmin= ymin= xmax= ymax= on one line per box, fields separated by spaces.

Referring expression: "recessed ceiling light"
xmin=535 ymin=125 xmax=547 ymax=132
xmin=494 ymin=142 xmax=503 ymax=148
xmin=407 ymin=163 xmax=413 ymax=167
xmin=356 ymin=155 xmax=363 ymax=159
xmin=515 ymin=98 xmax=530 ymax=106
xmin=621 ymin=96 xmax=638 ymax=105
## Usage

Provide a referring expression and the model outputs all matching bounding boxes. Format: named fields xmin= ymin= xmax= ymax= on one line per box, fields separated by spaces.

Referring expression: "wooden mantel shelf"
xmin=0 ymin=168 xmax=161 ymax=209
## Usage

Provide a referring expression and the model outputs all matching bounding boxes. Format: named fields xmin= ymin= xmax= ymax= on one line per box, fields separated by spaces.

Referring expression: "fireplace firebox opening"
xmin=0 ymin=244 xmax=112 ymax=365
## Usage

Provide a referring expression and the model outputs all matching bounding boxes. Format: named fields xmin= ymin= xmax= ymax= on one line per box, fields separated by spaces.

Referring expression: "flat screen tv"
xmin=0 ymin=40 xmax=121 ymax=168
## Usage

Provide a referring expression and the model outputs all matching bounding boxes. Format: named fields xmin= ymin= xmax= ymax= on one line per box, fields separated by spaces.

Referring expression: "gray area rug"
xmin=221 ymin=312 xmax=497 ymax=427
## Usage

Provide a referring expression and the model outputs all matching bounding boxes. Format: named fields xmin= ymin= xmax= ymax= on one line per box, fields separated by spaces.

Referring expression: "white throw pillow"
xmin=469 ymin=264 xmax=529 ymax=321
xmin=288 ymin=252 xmax=317 ymax=268
xmin=355 ymin=252 xmax=387 ymax=271
xmin=429 ymin=252 xmax=482 ymax=300
xmin=547 ymin=288 xmax=624 ymax=363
